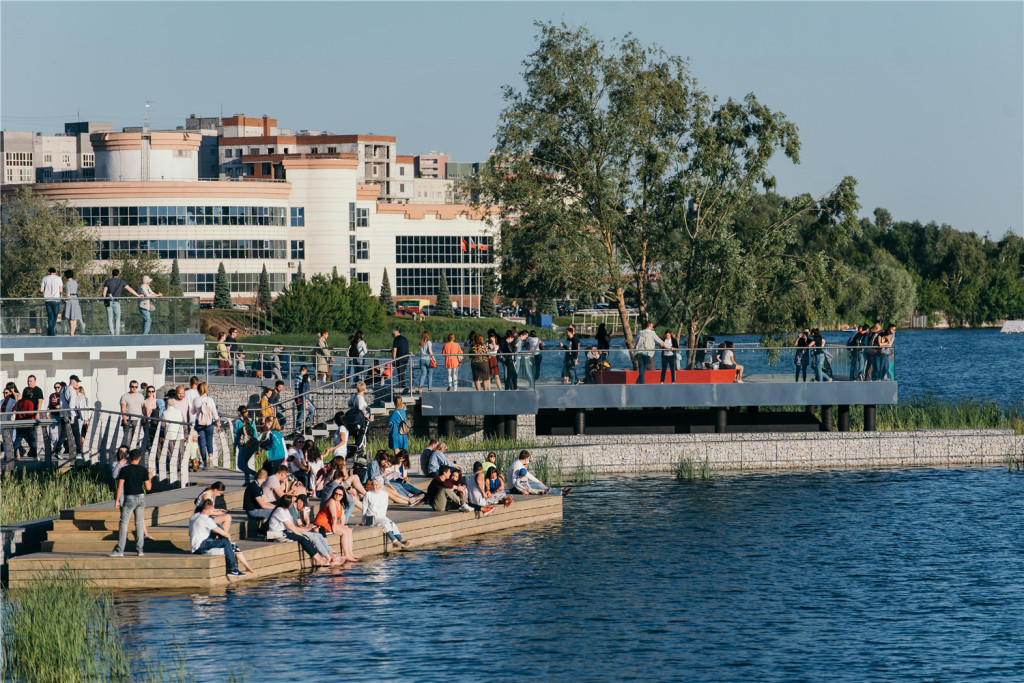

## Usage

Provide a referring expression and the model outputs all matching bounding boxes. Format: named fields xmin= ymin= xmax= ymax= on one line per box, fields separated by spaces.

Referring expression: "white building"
xmin=18 ymin=146 xmax=497 ymax=305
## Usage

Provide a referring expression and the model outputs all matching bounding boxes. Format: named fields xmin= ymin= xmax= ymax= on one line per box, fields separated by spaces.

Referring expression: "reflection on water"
xmin=117 ymin=469 xmax=1024 ymax=682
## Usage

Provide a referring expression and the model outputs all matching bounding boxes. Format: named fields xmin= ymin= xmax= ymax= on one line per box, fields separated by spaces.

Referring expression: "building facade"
xmin=1 ymin=121 xmax=111 ymax=184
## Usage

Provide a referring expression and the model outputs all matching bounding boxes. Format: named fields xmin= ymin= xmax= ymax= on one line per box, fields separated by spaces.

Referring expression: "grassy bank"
xmin=2 ymin=568 xmax=128 ymax=682
xmin=239 ymin=315 xmax=561 ymax=349
xmin=0 ymin=468 xmax=113 ymax=526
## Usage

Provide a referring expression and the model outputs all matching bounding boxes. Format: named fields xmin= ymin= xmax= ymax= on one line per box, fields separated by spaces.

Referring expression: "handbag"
xmin=398 ymin=418 xmax=411 ymax=436
xmin=428 ymin=357 xmax=437 ymax=368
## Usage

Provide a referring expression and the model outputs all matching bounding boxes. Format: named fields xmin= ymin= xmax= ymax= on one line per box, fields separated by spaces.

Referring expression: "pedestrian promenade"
xmin=6 ymin=467 xmax=562 ymax=589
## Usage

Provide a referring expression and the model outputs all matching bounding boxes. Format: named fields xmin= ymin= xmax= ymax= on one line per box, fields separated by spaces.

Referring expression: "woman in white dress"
xmin=63 ymin=270 xmax=83 ymax=336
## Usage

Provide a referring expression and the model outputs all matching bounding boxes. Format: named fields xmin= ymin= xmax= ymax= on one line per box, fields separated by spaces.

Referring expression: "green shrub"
xmin=0 ymin=468 xmax=113 ymax=525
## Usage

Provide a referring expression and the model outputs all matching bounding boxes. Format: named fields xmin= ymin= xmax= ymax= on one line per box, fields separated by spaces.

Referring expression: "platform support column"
xmin=505 ymin=415 xmax=518 ymax=439
xmin=484 ymin=415 xmax=504 ymax=438
xmin=573 ymin=409 xmax=585 ymax=436
xmin=864 ymin=405 xmax=876 ymax=432
xmin=838 ymin=405 xmax=850 ymax=432
xmin=821 ymin=405 xmax=834 ymax=432
xmin=439 ymin=416 xmax=456 ymax=437
xmin=714 ymin=407 xmax=727 ymax=434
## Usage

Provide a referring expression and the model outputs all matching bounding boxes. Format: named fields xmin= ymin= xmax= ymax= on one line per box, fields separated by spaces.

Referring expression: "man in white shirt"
xmin=507 ymin=450 xmax=570 ymax=496
xmin=183 ymin=376 xmax=201 ymax=417
xmin=189 ymin=499 xmax=253 ymax=576
xmin=332 ymin=420 xmax=349 ymax=460
xmin=40 ymin=267 xmax=64 ymax=336
xmin=634 ymin=321 xmax=669 ymax=385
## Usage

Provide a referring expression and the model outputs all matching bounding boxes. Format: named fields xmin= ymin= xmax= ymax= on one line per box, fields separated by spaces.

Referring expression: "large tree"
xmin=479 ymin=269 xmax=499 ymax=317
xmin=0 ymin=186 xmax=97 ymax=297
xmin=478 ymin=21 xmax=859 ymax=350
xmin=256 ymin=264 xmax=272 ymax=314
xmin=273 ymin=273 xmax=385 ymax=333
xmin=108 ymin=250 xmax=180 ymax=296
xmin=435 ymin=271 xmax=454 ymax=317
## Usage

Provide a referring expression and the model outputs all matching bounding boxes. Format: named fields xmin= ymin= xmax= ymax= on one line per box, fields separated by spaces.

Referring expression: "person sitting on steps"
xmin=189 ymin=499 xmax=254 ymax=577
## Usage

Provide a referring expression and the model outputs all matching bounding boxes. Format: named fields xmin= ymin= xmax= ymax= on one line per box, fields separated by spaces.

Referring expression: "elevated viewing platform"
xmin=0 ymin=297 xmax=204 ymax=410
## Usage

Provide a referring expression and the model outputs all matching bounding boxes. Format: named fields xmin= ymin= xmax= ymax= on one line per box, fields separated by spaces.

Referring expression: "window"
xmin=399 ymin=167 xmax=405 ymax=176
xmin=61 ymin=153 xmax=71 ymax=165
xmin=290 ymin=207 xmax=304 ymax=227
xmin=356 ymin=273 xmax=369 ymax=284
xmin=350 ymin=268 xmax=356 ymax=280
xmin=224 ymin=148 xmax=233 ymax=158
xmin=349 ymin=235 xmax=356 ymax=264
xmin=395 ymin=268 xmax=486 ymax=296
xmin=81 ymin=153 xmax=94 ymax=168
xmin=327 ymin=147 xmax=337 ymax=153
xmin=349 ymin=204 xmax=368 ymax=230
xmin=267 ymin=147 xmax=275 ymax=154
xmin=400 ymin=184 xmax=405 ymax=192
xmin=6 ymin=167 xmax=33 ymax=182
xmin=395 ymin=235 xmax=494 ymax=264
xmin=248 ymin=147 xmax=260 ymax=155
xmin=228 ymin=272 xmax=286 ymax=293
xmin=283 ymin=147 xmax=289 ymax=154
xmin=183 ymin=273 xmax=215 ymax=293
xmin=5 ymin=152 xmax=32 ymax=166
xmin=290 ymin=240 xmax=305 ymax=259
xmin=310 ymin=147 xmax=319 ymax=154
xmin=44 ymin=153 xmax=53 ymax=163
xmin=94 ymin=239 xmax=291 ymax=260
xmin=261 ymin=163 xmax=271 ymax=175
xmin=41 ymin=169 xmax=52 ymax=179
xmin=356 ymin=241 xmax=369 ymax=260
xmin=75 ymin=205 xmax=287 ymax=227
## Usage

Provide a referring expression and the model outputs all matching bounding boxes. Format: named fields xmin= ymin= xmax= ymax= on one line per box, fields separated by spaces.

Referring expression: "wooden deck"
xmin=7 ymin=468 xmax=563 ymax=589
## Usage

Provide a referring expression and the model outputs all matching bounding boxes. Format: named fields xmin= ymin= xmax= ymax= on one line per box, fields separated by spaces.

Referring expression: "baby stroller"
xmin=337 ymin=408 xmax=368 ymax=465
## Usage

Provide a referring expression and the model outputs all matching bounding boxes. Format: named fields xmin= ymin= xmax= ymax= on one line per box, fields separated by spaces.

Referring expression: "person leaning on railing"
xmin=137 ymin=276 xmax=163 ymax=335
xmin=216 ymin=331 xmax=231 ymax=376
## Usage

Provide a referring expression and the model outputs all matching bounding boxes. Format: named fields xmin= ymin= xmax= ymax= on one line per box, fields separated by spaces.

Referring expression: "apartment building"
xmin=1 ymin=121 xmax=111 ymax=184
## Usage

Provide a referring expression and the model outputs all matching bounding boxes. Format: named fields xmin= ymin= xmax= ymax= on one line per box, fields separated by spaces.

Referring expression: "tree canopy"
xmin=272 ymin=273 xmax=385 ymax=333
xmin=0 ymin=186 xmax=97 ymax=297
xmin=476 ymin=21 xmax=860 ymax=349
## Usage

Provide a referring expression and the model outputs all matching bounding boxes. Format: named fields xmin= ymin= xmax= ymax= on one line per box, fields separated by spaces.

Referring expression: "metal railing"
xmin=409 ymin=343 xmax=897 ymax=391
xmin=0 ymin=296 xmax=201 ymax=337
xmin=0 ymin=406 xmax=237 ymax=488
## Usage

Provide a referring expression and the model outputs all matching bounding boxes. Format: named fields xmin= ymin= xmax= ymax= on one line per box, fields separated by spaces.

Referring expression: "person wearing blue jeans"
xmin=45 ymin=300 xmax=61 ymax=336
xmin=190 ymin=500 xmax=253 ymax=576
xmin=101 ymin=268 xmax=138 ymax=335
xmin=233 ymin=407 xmax=258 ymax=484
xmin=40 ymin=267 xmax=64 ymax=336
xmin=109 ymin=449 xmax=151 ymax=557
xmin=192 ymin=386 xmax=221 ymax=468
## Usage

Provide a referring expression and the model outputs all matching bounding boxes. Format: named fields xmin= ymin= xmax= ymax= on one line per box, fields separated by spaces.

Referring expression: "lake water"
xmin=117 ymin=469 xmax=1024 ymax=682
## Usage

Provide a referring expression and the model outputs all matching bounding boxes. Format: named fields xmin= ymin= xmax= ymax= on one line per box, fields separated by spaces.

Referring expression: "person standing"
xmin=270 ymin=345 xmax=284 ymax=382
xmin=40 ymin=267 xmax=63 ymax=336
xmin=315 ymin=330 xmax=332 ymax=382
xmin=633 ymin=321 xmax=668 ymax=385
xmin=108 ymin=449 xmax=152 ymax=557
xmin=192 ymin=382 xmax=221 ymax=469
xmin=233 ymin=406 xmax=258 ymax=484
xmin=215 ymin=331 xmax=230 ymax=376
xmin=795 ymin=329 xmax=810 ymax=382
xmin=57 ymin=376 xmax=83 ymax=455
xmin=101 ymin=268 xmax=139 ymax=335
xmin=417 ymin=331 xmax=435 ymax=393
xmin=137 ymin=276 xmax=163 ymax=335
xmin=595 ymin=323 xmax=611 ymax=363
xmin=660 ymin=330 xmax=678 ymax=383
xmin=441 ymin=334 xmax=462 ymax=391
xmin=810 ymin=329 xmax=827 ymax=382
xmin=500 ymin=329 xmax=518 ymax=390
xmin=226 ymin=328 xmax=240 ymax=374
xmin=63 ymin=270 xmax=83 ymax=336
xmin=387 ymin=396 xmax=409 ymax=456
xmin=119 ymin=380 xmax=145 ymax=447
xmin=558 ymin=326 xmax=582 ymax=385
xmin=391 ymin=329 xmax=410 ymax=395
xmin=528 ymin=330 xmax=544 ymax=384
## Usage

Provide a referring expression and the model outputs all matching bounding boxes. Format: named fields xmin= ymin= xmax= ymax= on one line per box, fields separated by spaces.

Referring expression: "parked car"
xmin=421 ymin=305 xmax=437 ymax=316
xmin=232 ymin=303 xmax=250 ymax=311
xmin=199 ymin=302 xmax=213 ymax=310
xmin=593 ymin=303 xmax=610 ymax=310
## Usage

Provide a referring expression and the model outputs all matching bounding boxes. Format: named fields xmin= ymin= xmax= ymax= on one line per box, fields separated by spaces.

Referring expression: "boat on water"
xmin=999 ymin=320 xmax=1024 ymax=333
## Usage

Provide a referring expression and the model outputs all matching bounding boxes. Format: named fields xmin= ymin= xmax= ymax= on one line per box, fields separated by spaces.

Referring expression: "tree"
xmin=379 ymin=268 xmax=396 ymax=315
xmin=170 ymin=258 xmax=182 ymax=293
xmin=479 ymin=269 xmax=499 ymax=317
xmin=272 ymin=273 xmax=385 ymax=333
xmin=435 ymin=271 xmax=454 ymax=317
xmin=213 ymin=262 xmax=232 ymax=309
xmin=538 ymin=296 xmax=557 ymax=315
xmin=864 ymin=251 xmax=917 ymax=325
xmin=576 ymin=292 xmax=594 ymax=312
xmin=0 ymin=186 xmax=97 ymax=297
xmin=477 ymin=21 xmax=858 ymax=352
xmin=295 ymin=262 xmax=305 ymax=281
xmin=255 ymin=263 xmax=272 ymax=314
xmin=108 ymin=251 xmax=179 ymax=296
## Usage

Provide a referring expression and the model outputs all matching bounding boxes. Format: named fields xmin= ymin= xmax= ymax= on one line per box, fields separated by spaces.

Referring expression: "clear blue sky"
xmin=2 ymin=1 xmax=1021 ymax=235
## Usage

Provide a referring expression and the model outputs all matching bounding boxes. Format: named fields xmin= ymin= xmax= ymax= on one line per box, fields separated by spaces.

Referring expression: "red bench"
xmin=594 ymin=368 xmax=737 ymax=384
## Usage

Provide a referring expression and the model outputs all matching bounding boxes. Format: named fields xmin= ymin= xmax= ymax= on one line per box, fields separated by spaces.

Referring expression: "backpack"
xmin=349 ymin=343 xmax=360 ymax=358
xmin=197 ymin=400 xmax=214 ymax=427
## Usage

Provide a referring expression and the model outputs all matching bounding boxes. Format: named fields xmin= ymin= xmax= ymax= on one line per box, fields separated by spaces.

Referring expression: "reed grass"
xmin=675 ymin=454 xmax=711 ymax=481
xmin=0 ymin=468 xmax=113 ymax=526
xmin=572 ymin=459 xmax=597 ymax=486
xmin=845 ymin=396 xmax=1024 ymax=434
xmin=364 ymin=434 xmax=537 ymax=457
xmin=1 ymin=567 xmax=128 ymax=683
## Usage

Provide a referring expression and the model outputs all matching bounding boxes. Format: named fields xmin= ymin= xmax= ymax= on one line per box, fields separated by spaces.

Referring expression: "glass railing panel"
xmin=0 ymin=297 xmax=200 ymax=337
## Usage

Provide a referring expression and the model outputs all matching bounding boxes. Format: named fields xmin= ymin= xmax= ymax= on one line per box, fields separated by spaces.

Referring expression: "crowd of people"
xmin=38 ymin=267 xmax=165 ymax=337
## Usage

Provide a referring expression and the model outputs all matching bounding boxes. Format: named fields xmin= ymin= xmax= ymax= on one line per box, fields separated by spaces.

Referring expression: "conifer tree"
xmin=170 ymin=258 xmax=182 ymax=293
xmin=379 ymin=268 xmax=397 ymax=315
xmin=213 ymin=262 xmax=232 ymax=309
xmin=256 ymin=264 xmax=272 ymax=313
xmin=435 ymin=271 xmax=454 ymax=317
xmin=480 ymin=270 xmax=499 ymax=317
xmin=295 ymin=262 xmax=305 ymax=281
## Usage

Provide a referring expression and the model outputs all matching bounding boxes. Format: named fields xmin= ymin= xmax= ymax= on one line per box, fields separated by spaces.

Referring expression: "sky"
xmin=2 ymin=1 xmax=1022 ymax=236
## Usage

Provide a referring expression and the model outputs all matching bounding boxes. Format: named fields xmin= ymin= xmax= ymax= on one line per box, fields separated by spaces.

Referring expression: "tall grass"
xmin=0 ymin=468 xmax=113 ymax=525
xmin=364 ymin=434 xmax=537 ymax=457
xmin=1 ymin=568 xmax=128 ymax=682
xmin=848 ymin=396 xmax=1024 ymax=434
xmin=675 ymin=454 xmax=711 ymax=482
